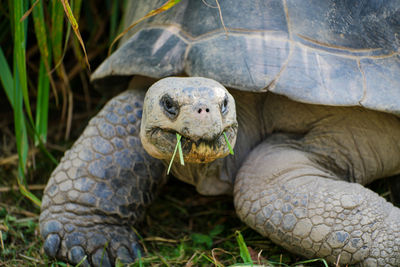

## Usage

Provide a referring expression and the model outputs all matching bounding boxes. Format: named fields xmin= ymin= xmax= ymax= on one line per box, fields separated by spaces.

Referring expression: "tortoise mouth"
xmin=147 ymin=124 xmax=238 ymax=163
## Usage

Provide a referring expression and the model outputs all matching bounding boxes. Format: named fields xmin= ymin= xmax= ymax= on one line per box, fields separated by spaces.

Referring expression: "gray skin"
xmin=40 ymin=0 xmax=400 ymax=266
xmin=40 ymin=76 xmax=400 ymax=266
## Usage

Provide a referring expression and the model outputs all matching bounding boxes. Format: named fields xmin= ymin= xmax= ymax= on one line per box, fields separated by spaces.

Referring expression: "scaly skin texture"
xmin=40 ymin=88 xmax=165 ymax=266
xmin=41 ymin=78 xmax=400 ymax=266
xmin=234 ymin=138 xmax=400 ymax=266
xmin=234 ymin=92 xmax=400 ymax=266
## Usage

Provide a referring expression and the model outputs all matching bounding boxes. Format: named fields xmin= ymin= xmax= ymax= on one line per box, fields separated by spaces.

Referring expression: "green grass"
xmin=223 ymin=132 xmax=234 ymax=155
xmin=167 ymin=133 xmax=184 ymax=175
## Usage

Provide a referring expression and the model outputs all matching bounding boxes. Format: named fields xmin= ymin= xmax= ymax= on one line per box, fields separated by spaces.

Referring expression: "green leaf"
xmin=191 ymin=233 xmax=213 ymax=249
xmin=209 ymin=224 xmax=224 ymax=237
xmin=0 ymin=47 xmax=14 ymax=108
xmin=235 ymin=231 xmax=252 ymax=264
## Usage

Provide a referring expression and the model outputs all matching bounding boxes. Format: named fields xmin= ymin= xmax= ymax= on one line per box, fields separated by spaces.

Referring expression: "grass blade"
xmin=18 ymin=183 xmax=42 ymax=207
xmin=14 ymin=58 xmax=29 ymax=191
xmin=13 ymin=0 xmax=29 ymax=177
xmin=19 ymin=0 xmax=38 ymax=22
xmin=235 ymin=231 xmax=252 ymax=264
xmin=72 ymin=0 xmax=83 ymax=18
xmin=30 ymin=0 xmax=50 ymax=72
xmin=0 ymin=47 xmax=14 ymax=108
xmin=60 ymin=0 xmax=90 ymax=70
xmin=14 ymin=0 xmax=34 ymax=127
xmin=223 ymin=132 xmax=234 ymax=155
xmin=31 ymin=0 xmax=51 ymax=144
xmin=51 ymin=0 xmax=64 ymax=74
xmin=7 ymin=0 xmax=15 ymax=40
xmin=167 ymin=133 xmax=183 ymax=175
xmin=70 ymin=0 xmax=85 ymax=66
xmin=12 ymin=0 xmax=41 ymax=207
xmin=74 ymin=255 xmax=87 ymax=267
xmin=35 ymin=58 xmax=49 ymax=144
xmin=31 ymin=0 xmax=59 ymax=107
xmin=177 ymin=134 xmax=184 ymax=166
xmin=109 ymin=0 xmax=119 ymax=42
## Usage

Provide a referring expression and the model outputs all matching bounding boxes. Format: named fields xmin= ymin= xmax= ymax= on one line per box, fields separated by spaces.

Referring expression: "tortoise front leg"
xmin=234 ymin=135 xmax=400 ymax=266
xmin=40 ymin=89 xmax=166 ymax=266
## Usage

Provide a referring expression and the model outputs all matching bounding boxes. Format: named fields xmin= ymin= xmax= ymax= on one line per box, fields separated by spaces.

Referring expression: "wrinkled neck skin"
xmin=167 ymin=89 xmax=267 ymax=196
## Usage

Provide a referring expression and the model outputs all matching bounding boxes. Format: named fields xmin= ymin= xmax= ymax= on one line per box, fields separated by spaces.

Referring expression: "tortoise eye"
xmin=160 ymin=94 xmax=179 ymax=119
xmin=221 ymin=96 xmax=228 ymax=114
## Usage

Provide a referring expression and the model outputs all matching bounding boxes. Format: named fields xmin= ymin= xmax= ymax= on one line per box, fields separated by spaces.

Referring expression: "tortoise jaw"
xmin=146 ymin=124 xmax=237 ymax=163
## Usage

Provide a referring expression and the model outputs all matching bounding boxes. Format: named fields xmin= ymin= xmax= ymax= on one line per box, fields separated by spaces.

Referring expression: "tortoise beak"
xmin=146 ymin=123 xmax=237 ymax=163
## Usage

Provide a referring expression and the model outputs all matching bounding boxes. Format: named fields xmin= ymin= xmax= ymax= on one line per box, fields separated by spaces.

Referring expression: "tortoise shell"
xmin=92 ymin=0 xmax=400 ymax=114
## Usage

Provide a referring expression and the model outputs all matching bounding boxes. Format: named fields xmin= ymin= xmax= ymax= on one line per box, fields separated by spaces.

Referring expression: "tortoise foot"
xmin=41 ymin=218 xmax=141 ymax=266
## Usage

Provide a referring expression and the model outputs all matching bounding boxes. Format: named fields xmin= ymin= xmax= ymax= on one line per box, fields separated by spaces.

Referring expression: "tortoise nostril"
xmin=197 ymin=108 xmax=210 ymax=114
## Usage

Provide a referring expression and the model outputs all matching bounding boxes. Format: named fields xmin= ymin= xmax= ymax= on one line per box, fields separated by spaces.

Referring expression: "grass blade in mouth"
xmin=223 ymin=132 xmax=234 ymax=155
xmin=167 ymin=133 xmax=184 ymax=174
xmin=177 ymin=134 xmax=185 ymax=166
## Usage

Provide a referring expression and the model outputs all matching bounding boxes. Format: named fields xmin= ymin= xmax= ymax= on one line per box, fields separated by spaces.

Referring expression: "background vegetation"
xmin=0 ymin=0 xmax=129 ymax=265
xmin=0 ymin=0 xmax=390 ymax=266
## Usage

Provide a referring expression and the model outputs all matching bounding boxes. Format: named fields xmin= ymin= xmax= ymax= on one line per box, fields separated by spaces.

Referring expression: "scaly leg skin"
xmin=40 ymin=89 xmax=166 ymax=266
xmin=234 ymin=135 xmax=400 ymax=266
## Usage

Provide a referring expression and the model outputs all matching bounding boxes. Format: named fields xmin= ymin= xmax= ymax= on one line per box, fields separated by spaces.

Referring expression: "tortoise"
xmin=40 ymin=0 xmax=400 ymax=266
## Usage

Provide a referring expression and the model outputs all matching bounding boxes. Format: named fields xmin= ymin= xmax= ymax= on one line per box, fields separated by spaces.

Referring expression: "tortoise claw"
xmin=40 ymin=216 xmax=140 ymax=266
xmin=116 ymin=246 xmax=135 ymax=264
xmin=44 ymin=234 xmax=61 ymax=258
xmin=92 ymin=248 xmax=112 ymax=267
xmin=131 ymin=242 xmax=143 ymax=259
xmin=68 ymin=246 xmax=89 ymax=267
